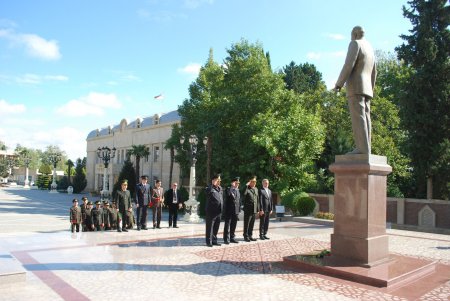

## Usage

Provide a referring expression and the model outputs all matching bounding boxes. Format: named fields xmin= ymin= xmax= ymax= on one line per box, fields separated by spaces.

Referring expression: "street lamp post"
xmin=180 ymin=135 xmax=208 ymax=223
xmin=97 ymin=146 xmax=116 ymax=200
xmin=23 ymin=157 xmax=31 ymax=188
xmin=48 ymin=152 xmax=61 ymax=193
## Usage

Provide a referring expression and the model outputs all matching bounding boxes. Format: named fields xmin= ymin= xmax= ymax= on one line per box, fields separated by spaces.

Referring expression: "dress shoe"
xmin=263 ymin=236 xmax=270 ymax=240
xmin=224 ymin=241 xmax=230 ymax=245
xmin=212 ymin=242 xmax=221 ymax=246
xmin=157 ymin=226 xmax=161 ymax=229
xmin=117 ymin=229 xmax=122 ymax=232
xmin=142 ymin=226 xmax=148 ymax=230
xmin=250 ymin=237 xmax=257 ymax=241
xmin=244 ymin=237 xmax=251 ymax=242
xmin=137 ymin=227 xmax=141 ymax=231
xmin=259 ymin=236 xmax=265 ymax=240
xmin=230 ymin=239 xmax=239 ymax=243
xmin=173 ymin=226 xmax=179 ymax=228
xmin=153 ymin=225 xmax=156 ymax=229
xmin=122 ymin=228 xmax=128 ymax=232
xmin=206 ymin=243 xmax=213 ymax=247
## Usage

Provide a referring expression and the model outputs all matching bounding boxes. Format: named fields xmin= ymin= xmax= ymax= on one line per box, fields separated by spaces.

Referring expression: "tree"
xmin=112 ymin=158 xmax=137 ymax=201
xmin=395 ymin=0 xmax=450 ymax=199
xmin=176 ymin=40 xmax=325 ymax=192
xmin=66 ymin=159 xmax=74 ymax=185
xmin=164 ymin=124 xmax=183 ymax=186
xmin=281 ymin=61 xmax=326 ymax=95
xmin=129 ymin=145 xmax=150 ymax=182
xmin=72 ymin=158 xmax=87 ymax=193
xmin=0 ymin=158 xmax=9 ymax=178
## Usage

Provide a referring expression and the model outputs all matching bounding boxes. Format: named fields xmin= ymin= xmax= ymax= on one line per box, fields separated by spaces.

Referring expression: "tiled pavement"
xmin=0 ymin=188 xmax=449 ymax=301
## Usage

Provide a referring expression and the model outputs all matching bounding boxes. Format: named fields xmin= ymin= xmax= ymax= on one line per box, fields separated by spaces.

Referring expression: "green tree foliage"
xmin=41 ymin=145 xmax=67 ymax=170
xmin=395 ymin=0 xmax=450 ymax=199
xmin=112 ymin=158 xmax=137 ymax=201
xmin=175 ymin=40 xmax=325 ymax=192
xmin=72 ymin=158 xmax=87 ymax=193
xmin=0 ymin=141 xmax=6 ymax=150
xmin=0 ymin=158 xmax=9 ymax=178
xmin=164 ymin=124 xmax=183 ymax=186
xmin=66 ymin=159 xmax=74 ymax=185
xmin=129 ymin=144 xmax=150 ymax=182
xmin=282 ymin=61 xmax=326 ymax=95
xmin=38 ymin=164 xmax=53 ymax=175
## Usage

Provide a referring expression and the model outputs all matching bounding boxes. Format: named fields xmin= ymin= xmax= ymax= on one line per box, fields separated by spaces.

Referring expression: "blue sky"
xmin=0 ymin=0 xmax=411 ymax=160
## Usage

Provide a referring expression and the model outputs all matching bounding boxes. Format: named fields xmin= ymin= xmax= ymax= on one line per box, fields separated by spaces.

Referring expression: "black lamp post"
xmin=97 ymin=146 xmax=116 ymax=200
xmin=179 ymin=135 xmax=208 ymax=222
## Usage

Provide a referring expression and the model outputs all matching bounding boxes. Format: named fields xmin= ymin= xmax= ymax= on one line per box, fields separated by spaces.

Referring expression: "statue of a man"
xmin=334 ymin=26 xmax=377 ymax=154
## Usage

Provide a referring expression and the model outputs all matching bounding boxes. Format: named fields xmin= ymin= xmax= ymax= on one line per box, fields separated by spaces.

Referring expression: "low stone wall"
xmin=307 ymin=193 xmax=450 ymax=232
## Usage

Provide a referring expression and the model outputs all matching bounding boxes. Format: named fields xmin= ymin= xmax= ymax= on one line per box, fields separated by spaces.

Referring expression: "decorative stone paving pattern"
xmin=418 ymin=280 xmax=450 ymax=301
xmin=195 ymin=237 xmax=449 ymax=301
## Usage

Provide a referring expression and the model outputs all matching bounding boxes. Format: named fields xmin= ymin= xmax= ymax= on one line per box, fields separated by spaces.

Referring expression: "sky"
xmin=0 ymin=0 xmax=412 ymax=161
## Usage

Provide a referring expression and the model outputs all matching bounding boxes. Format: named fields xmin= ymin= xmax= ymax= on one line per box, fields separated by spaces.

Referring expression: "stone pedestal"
xmin=329 ymin=154 xmax=392 ymax=267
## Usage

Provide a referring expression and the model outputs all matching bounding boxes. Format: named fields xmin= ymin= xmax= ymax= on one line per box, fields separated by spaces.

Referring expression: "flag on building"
xmin=154 ymin=94 xmax=164 ymax=100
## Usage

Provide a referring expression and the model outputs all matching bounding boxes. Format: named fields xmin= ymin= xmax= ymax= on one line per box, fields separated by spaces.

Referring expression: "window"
xmin=154 ymin=146 xmax=160 ymax=162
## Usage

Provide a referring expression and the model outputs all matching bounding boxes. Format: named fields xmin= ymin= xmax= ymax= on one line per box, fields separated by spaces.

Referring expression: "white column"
xmin=23 ymin=166 xmax=30 ymax=188
xmin=50 ymin=166 xmax=57 ymax=193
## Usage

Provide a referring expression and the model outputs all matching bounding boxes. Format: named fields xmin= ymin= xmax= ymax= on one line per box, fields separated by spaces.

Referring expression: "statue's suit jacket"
xmin=336 ymin=38 xmax=376 ymax=98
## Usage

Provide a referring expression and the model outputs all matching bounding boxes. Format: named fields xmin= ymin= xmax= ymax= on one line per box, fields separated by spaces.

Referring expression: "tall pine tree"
xmin=395 ymin=0 xmax=450 ymax=199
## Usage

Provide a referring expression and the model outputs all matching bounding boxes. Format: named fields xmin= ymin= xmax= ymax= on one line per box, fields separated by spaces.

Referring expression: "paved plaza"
xmin=0 ymin=187 xmax=449 ymax=301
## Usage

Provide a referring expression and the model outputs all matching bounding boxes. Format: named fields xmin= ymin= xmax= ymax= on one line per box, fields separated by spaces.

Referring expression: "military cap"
xmin=211 ymin=174 xmax=221 ymax=181
xmin=141 ymin=175 xmax=148 ymax=179
xmin=231 ymin=177 xmax=240 ymax=183
xmin=72 ymin=198 xmax=79 ymax=203
xmin=87 ymin=201 xmax=93 ymax=205
xmin=111 ymin=200 xmax=116 ymax=204
xmin=249 ymin=176 xmax=257 ymax=182
xmin=81 ymin=196 xmax=88 ymax=201
xmin=95 ymin=200 xmax=102 ymax=205
xmin=121 ymin=179 xmax=128 ymax=184
xmin=103 ymin=201 xmax=110 ymax=206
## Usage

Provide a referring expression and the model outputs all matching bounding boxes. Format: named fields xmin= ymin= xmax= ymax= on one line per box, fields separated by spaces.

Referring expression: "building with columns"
xmin=85 ymin=110 xmax=181 ymax=194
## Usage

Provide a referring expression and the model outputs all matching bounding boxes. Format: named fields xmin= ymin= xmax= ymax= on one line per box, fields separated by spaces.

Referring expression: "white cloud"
xmin=20 ymin=34 xmax=61 ymax=60
xmin=184 ymin=0 xmax=214 ymax=9
xmin=324 ymin=33 xmax=345 ymax=40
xmin=55 ymin=92 xmax=122 ymax=117
xmin=13 ymin=73 xmax=68 ymax=84
xmin=177 ymin=62 xmax=201 ymax=76
xmin=0 ymin=99 xmax=26 ymax=115
xmin=307 ymin=52 xmax=321 ymax=60
xmin=137 ymin=9 xmax=187 ymax=22
xmin=306 ymin=51 xmax=345 ymax=61
xmin=0 ymin=28 xmax=61 ymax=60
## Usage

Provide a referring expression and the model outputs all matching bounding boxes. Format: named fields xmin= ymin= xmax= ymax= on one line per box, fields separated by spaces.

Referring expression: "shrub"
xmin=315 ymin=211 xmax=334 ymax=220
xmin=295 ymin=195 xmax=316 ymax=216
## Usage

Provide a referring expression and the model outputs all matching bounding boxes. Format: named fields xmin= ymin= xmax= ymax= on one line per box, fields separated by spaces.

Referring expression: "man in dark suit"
xmin=334 ymin=26 xmax=377 ymax=155
xmin=258 ymin=178 xmax=273 ymax=240
xmin=242 ymin=176 xmax=259 ymax=242
xmin=164 ymin=182 xmax=184 ymax=228
xmin=135 ymin=175 xmax=150 ymax=230
xmin=205 ymin=174 xmax=223 ymax=247
xmin=114 ymin=179 xmax=132 ymax=232
xmin=223 ymin=177 xmax=241 ymax=244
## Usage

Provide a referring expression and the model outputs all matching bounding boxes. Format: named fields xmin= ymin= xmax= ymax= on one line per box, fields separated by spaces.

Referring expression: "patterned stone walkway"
xmin=0 ymin=188 xmax=449 ymax=300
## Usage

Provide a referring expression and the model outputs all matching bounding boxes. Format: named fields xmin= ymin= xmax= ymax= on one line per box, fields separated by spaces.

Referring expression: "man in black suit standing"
xmin=205 ymin=174 xmax=223 ymax=247
xmin=243 ymin=176 xmax=259 ymax=242
xmin=164 ymin=182 xmax=184 ymax=228
xmin=258 ymin=178 xmax=273 ymax=240
xmin=223 ymin=177 xmax=241 ymax=244
xmin=135 ymin=175 xmax=150 ymax=230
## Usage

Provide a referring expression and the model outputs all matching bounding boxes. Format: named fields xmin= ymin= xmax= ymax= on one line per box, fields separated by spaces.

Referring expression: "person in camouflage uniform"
xmin=80 ymin=197 xmax=89 ymax=232
xmin=102 ymin=201 xmax=111 ymax=230
xmin=92 ymin=200 xmax=104 ymax=231
xmin=84 ymin=201 xmax=94 ymax=231
xmin=69 ymin=198 xmax=82 ymax=233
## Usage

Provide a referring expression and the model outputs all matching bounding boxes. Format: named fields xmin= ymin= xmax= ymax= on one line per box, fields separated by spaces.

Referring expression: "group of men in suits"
xmin=205 ymin=174 xmax=273 ymax=247
xmin=116 ymin=175 xmax=184 ymax=232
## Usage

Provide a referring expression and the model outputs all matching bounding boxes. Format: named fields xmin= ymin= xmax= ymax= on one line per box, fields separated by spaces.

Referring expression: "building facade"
xmin=85 ymin=110 xmax=181 ymax=194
